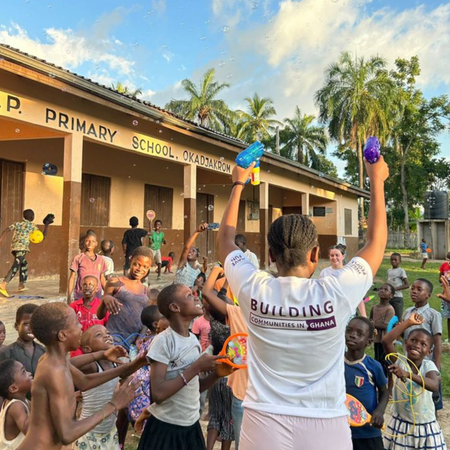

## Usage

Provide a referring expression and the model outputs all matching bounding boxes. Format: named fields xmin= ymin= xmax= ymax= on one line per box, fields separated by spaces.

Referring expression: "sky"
xmin=1 ymin=0 xmax=450 ymax=175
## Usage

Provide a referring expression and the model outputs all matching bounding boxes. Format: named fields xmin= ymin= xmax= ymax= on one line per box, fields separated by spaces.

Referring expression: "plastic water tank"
xmin=424 ymin=191 xmax=449 ymax=219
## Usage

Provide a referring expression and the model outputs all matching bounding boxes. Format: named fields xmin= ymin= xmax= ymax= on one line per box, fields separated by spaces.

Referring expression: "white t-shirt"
xmin=391 ymin=359 xmax=439 ymax=423
xmin=319 ymin=266 xmax=338 ymax=278
xmin=244 ymin=249 xmax=259 ymax=268
xmin=103 ymin=255 xmax=115 ymax=277
xmin=147 ymin=327 xmax=202 ymax=426
xmin=224 ymin=250 xmax=373 ymax=418
xmin=387 ymin=267 xmax=407 ymax=298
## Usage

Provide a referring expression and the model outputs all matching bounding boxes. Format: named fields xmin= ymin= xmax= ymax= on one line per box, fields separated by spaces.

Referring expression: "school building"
xmin=0 ymin=44 xmax=368 ymax=293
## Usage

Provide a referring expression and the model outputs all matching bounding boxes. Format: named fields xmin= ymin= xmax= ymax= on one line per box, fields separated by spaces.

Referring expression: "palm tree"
xmin=238 ymin=94 xmax=282 ymax=141
xmin=314 ymin=51 xmax=393 ymax=217
xmin=111 ymin=81 xmax=142 ymax=98
xmin=280 ymin=107 xmax=329 ymax=167
xmin=165 ymin=68 xmax=232 ymax=131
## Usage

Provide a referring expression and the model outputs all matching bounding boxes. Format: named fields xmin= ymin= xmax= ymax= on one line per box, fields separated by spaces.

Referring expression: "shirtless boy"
xmin=18 ymin=302 xmax=146 ymax=450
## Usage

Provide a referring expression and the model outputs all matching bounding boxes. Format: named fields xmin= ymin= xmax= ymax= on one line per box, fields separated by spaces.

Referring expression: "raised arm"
xmin=202 ymin=266 xmax=230 ymax=317
xmin=217 ymin=164 xmax=255 ymax=264
xmin=382 ymin=312 xmax=424 ymax=363
xmin=356 ymin=157 xmax=389 ymax=276
xmin=177 ymin=223 xmax=208 ymax=268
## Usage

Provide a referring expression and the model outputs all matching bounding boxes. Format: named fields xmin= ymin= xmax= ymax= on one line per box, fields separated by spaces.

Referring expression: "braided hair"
xmin=267 ymin=214 xmax=318 ymax=268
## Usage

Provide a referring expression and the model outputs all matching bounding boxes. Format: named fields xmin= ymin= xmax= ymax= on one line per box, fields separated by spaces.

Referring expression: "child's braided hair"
xmin=267 ymin=214 xmax=318 ymax=268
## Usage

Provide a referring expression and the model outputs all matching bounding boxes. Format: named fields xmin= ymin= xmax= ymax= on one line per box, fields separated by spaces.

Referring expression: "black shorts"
xmin=352 ymin=436 xmax=384 ymax=450
xmin=138 ymin=415 xmax=205 ymax=450
xmin=352 ymin=437 xmax=383 ymax=450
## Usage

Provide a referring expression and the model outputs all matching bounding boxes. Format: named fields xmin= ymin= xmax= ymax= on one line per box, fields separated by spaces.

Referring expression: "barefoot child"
xmin=382 ymin=313 xmax=446 ymax=449
xmin=0 ymin=209 xmax=52 ymax=297
xmin=217 ymin=156 xmax=389 ymax=450
xmin=68 ymin=232 xmax=107 ymax=302
xmin=0 ymin=304 xmax=45 ymax=378
xmin=98 ymin=246 xmax=152 ymax=346
xmin=370 ymin=283 xmax=395 ymax=373
xmin=136 ymin=284 xmax=236 ymax=450
xmin=345 ymin=317 xmax=389 ymax=450
xmin=149 ymin=220 xmax=166 ymax=281
xmin=122 ymin=217 xmax=149 ymax=275
xmin=161 ymin=252 xmax=175 ymax=274
xmin=17 ymin=302 xmax=146 ymax=450
xmin=0 ymin=360 xmax=32 ymax=449
xmin=175 ymin=224 xmax=208 ymax=288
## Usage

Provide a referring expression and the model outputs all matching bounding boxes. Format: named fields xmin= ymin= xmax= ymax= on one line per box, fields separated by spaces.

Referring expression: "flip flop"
xmin=18 ymin=287 xmax=28 ymax=292
xmin=0 ymin=288 xmax=10 ymax=298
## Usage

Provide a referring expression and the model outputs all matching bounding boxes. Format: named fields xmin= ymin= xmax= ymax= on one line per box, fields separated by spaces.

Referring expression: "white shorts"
xmin=422 ymin=252 xmax=428 ymax=259
xmin=240 ymin=408 xmax=351 ymax=450
xmin=151 ymin=249 xmax=161 ymax=265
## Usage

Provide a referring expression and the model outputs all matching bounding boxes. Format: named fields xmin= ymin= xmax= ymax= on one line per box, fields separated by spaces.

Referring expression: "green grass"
xmin=366 ymin=258 xmax=450 ymax=397
xmin=385 ymin=248 xmax=418 ymax=256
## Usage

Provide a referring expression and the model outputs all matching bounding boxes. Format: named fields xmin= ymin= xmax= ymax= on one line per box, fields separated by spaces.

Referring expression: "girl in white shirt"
xmin=217 ymin=157 xmax=389 ymax=450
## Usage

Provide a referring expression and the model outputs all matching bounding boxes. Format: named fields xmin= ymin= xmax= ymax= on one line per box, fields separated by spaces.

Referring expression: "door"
xmin=0 ymin=160 xmax=24 ymax=276
xmin=196 ymin=193 xmax=214 ymax=260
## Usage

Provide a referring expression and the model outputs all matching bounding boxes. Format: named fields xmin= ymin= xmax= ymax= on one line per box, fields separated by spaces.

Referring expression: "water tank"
xmin=424 ymin=191 xmax=449 ymax=219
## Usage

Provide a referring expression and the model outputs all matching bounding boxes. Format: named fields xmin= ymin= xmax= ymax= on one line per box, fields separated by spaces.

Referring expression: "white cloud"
xmin=162 ymin=51 xmax=174 ymax=62
xmin=141 ymin=88 xmax=156 ymax=100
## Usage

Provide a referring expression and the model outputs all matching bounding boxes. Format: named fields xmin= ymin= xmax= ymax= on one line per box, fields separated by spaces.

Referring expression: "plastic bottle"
xmin=251 ymin=161 xmax=260 ymax=185
xmin=363 ymin=136 xmax=381 ymax=164
xmin=235 ymin=141 xmax=264 ymax=168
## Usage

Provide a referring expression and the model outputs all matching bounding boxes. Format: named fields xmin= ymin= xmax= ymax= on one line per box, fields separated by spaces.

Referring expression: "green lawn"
xmin=366 ymin=258 xmax=450 ymax=397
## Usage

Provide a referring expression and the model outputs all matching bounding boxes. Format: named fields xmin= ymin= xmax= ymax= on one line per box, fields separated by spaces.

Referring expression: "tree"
xmin=111 ymin=81 xmax=142 ymax=98
xmin=238 ymin=94 xmax=282 ymax=142
xmin=165 ymin=68 xmax=232 ymax=131
xmin=314 ymin=51 xmax=393 ymax=218
xmin=388 ymin=57 xmax=450 ymax=245
xmin=279 ymin=107 xmax=329 ymax=167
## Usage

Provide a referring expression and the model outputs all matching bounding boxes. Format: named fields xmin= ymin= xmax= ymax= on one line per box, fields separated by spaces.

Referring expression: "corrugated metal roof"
xmin=0 ymin=43 xmax=369 ymax=197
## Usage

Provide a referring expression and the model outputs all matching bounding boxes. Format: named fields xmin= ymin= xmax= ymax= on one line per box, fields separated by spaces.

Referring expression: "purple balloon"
xmin=363 ymin=136 xmax=381 ymax=164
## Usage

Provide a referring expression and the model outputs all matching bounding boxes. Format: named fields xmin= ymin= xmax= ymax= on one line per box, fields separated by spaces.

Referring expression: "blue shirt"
xmin=345 ymin=354 xmax=387 ymax=439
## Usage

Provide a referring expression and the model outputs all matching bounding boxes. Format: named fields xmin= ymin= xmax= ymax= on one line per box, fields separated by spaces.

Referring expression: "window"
xmin=344 ymin=208 xmax=352 ymax=235
xmin=81 ymin=173 xmax=111 ymax=226
xmin=247 ymin=200 xmax=259 ymax=220
xmin=144 ymin=184 xmax=173 ymax=228
xmin=312 ymin=206 xmax=326 ymax=217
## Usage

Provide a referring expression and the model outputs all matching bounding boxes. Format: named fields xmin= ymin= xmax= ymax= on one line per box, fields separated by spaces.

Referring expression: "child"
xmin=345 ymin=317 xmax=389 ymax=450
xmin=68 ymin=232 xmax=107 ymax=302
xmin=149 ymin=219 xmax=166 ymax=281
xmin=71 ymin=325 xmax=123 ymax=450
xmin=175 ymin=223 xmax=208 ymax=288
xmin=17 ymin=302 xmax=145 ymax=450
xmin=0 ymin=321 xmax=5 ymax=352
xmin=0 ymin=360 xmax=32 ymax=449
xmin=0 ymin=304 xmax=45 ymax=378
xmin=382 ymin=313 xmax=446 ymax=449
xmin=128 ymin=306 xmax=163 ymax=425
xmin=69 ymin=275 xmax=110 ymax=356
xmin=387 ymin=253 xmax=409 ymax=320
xmin=98 ymin=246 xmax=151 ymax=345
xmin=202 ymin=265 xmax=247 ymax=450
xmin=192 ymin=306 xmax=211 ymax=353
xmin=420 ymin=238 xmax=429 ymax=269
xmin=101 ymin=240 xmax=115 ymax=280
xmin=0 ymin=209 xmax=52 ymax=297
xmin=234 ymin=234 xmax=258 ymax=268
xmin=122 ymin=217 xmax=149 ymax=275
xmin=149 ymin=288 xmax=160 ymax=306
xmin=370 ymin=283 xmax=395 ymax=373
xmin=136 ymin=284 xmax=235 ymax=450
xmin=439 ymin=252 xmax=450 ymax=341
xmin=192 ymin=273 xmax=206 ymax=301
xmin=217 ymin=157 xmax=388 ymax=449
xmin=161 ymin=252 xmax=175 ymax=274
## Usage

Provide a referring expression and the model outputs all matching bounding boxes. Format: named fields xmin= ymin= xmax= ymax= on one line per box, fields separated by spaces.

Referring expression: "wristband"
xmin=101 ymin=407 xmax=106 ymax=423
xmin=232 ymin=181 xmax=245 ymax=188
xmin=107 ymin=401 xmax=118 ymax=412
xmin=179 ymin=371 xmax=188 ymax=386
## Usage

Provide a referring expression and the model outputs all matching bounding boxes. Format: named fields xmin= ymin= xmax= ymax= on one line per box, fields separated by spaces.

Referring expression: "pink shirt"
xmin=70 ymin=253 xmax=107 ymax=300
xmin=192 ymin=315 xmax=211 ymax=352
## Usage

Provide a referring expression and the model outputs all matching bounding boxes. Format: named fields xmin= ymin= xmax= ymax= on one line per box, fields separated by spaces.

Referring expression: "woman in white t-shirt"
xmin=320 ymin=245 xmax=367 ymax=318
xmin=217 ymin=158 xmax=389 ymax=450
xmin=319 ymin=245 xmax=346 ymax=278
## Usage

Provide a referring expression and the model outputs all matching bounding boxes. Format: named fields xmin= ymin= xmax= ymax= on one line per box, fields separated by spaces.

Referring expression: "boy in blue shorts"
xmin=345 ymin=317 xmax=389 ymax=450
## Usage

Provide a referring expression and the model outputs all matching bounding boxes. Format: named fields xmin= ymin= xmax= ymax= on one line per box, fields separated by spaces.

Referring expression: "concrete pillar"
xmin=259 ymin=182 xmax=269 ymax=269
xmin=183 ymin=164 xmax=197 ymax=245
xmin=59 ymin=133 xmax=83 ymax=295
xmin=301 ymin=192 xmax=310 ymax=216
